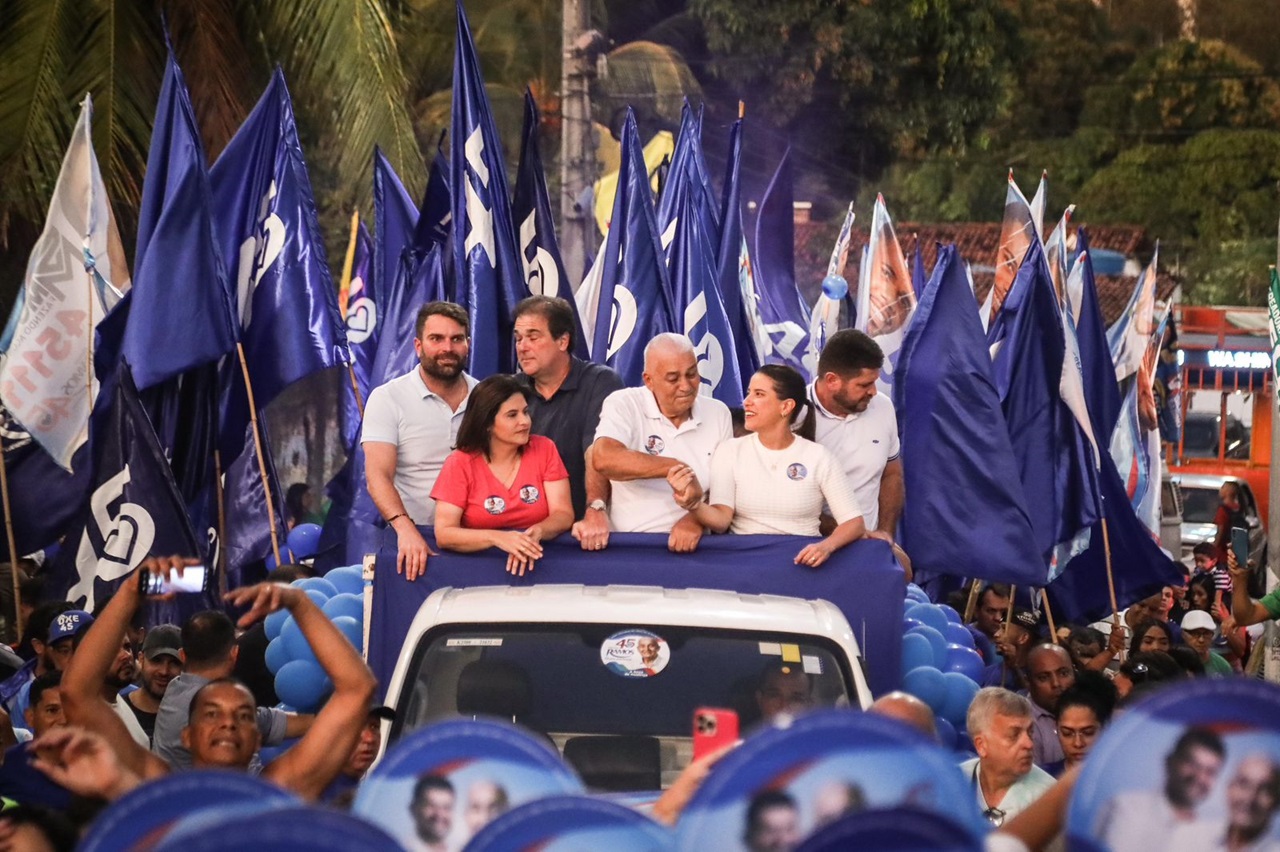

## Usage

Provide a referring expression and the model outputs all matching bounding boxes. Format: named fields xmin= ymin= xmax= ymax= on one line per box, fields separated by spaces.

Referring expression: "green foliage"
xmin=1182 ymin=237 xmax=1274 ymax=307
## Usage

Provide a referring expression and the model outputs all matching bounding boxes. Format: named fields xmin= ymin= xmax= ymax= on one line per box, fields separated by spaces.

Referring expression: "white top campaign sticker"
xmin=600 ymin=630 xmax=670 ymax=678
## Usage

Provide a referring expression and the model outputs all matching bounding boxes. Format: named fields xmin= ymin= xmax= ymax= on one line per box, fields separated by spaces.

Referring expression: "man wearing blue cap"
xmin=6 ymin=610 xmax=93 ymax=740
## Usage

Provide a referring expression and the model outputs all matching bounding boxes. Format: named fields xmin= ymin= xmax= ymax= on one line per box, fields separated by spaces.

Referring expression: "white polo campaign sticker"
xmin=600 ymin=629 xmax=670 ymax=678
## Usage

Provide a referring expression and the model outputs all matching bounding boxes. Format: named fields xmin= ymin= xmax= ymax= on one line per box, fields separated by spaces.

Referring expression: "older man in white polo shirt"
xmin=363 ymin=301 xmax=478 ymax=581
xmin=809 ymin=329 xmax=903 ymax=536
xmin=591 ymin=334 xmax=732 ymax=552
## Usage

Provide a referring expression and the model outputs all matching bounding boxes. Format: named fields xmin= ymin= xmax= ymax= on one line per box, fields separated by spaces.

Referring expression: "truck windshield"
xmin=391 ymin=623 xmax=856 ymax=743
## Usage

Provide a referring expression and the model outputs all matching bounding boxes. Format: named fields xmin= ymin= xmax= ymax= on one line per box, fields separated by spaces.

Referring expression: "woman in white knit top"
xmin=689 ymin=365 xmax=872 ymax=567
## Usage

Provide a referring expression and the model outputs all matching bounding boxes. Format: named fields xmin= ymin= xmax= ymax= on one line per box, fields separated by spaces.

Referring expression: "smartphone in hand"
xmin=693 ymin=707 xmax=739 ymax=761
xmin=139 ymin=565 xmax=208 ymax=595
xmin=1231 ymin=527 xmax=1250 ymax=573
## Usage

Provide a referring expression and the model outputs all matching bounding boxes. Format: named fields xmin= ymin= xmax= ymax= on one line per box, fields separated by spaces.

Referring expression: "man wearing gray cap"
xmin=124 ymin=624 xmax=182 ymax=744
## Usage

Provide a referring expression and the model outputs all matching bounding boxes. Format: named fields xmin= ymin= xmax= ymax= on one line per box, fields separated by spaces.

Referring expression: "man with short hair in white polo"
xmin=809 ymin=329 xmax=903 ymax=536
xmin=363 ymin=301 xmax=478 ymax=581
xmin=591 ymin=334 xmax=732 ymax=553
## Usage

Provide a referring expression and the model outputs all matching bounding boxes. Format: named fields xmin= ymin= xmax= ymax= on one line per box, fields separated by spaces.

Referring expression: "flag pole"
xmin=1101 ymin=517 xmax=1120 ymax=627
xmin=235 ymin=343 xmax=282 ymax=567
xmin=336 ymin=210 xmax=365 ymax=417
xmin=214 ymin=450 xmax=228 ymax=599
xmin=1040 ymin=589 xmax=1059 ymax=644
xmin=0 ymin=448 xmax=22 ymax=639
xmin=1002 ymin=584 xmax=1017 ymax=686
xmin=962 ymin=579 xmax=982 ymax=623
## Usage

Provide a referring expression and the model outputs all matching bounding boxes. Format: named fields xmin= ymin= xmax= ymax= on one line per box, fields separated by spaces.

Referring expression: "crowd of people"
xmin=1 ymin=294 xmax=1278 ymax=850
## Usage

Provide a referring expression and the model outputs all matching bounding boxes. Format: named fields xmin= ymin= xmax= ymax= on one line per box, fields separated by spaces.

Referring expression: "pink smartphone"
xmin=693 ymin=707 xmax=739 ymax=761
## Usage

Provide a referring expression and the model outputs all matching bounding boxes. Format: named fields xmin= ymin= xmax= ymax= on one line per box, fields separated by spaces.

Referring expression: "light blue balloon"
xmin=903 ymin=666 xmax=948 ymax=713
xmin=936 ymin=716 xmax=958 ymax=750
xmin=902 ymin=616 xmax=924 ymax=635
xmin=279 ymin=616 xmax=316 ymax=664
xmin=821 ymin=274 xmax=849 ymax=300
xmin=901 ymin=633 xmax=935 ymax=675
xmin=331 ymin=616 xmax=363 ymax=652
xmin=324 ymin=566 xmax=364 ymax=596
xmin=264 ymin=609 xmax=289 ymax=641
xmin=938 ymin=604 xmax=962 ymax=625
xmin=940 ymin=671 xmax=980 ymax=727
xmin=275 ymin=660 xmax=332 ymax=712
xmin=945 ymin=644 xmax=986 ymax=682
xmin=907 ymin=624 xmax=948 ymax=668
xmin=906 ymin=603 xmax=949 ymax=634
xmin=905 ymin=587 xmax=930 ymax=605
xmin=286 ymin=523 xmax=323 ymax=559
xmin=944 ymin=622 xmax=976 ymax=649
xmin=295 ymin=577 xmax=338 ymax=600
xmin=303 ymin=589 xmax=329 ymax=609
xmin=265 ymin=638 xmax=290 ymax=675
xmin=322 ymin=593 xmax=364 ymax=623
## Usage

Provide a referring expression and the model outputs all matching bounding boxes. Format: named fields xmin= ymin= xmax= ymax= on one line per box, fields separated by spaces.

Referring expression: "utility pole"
xmin=560 ymin=0 xmax=603 ymax=288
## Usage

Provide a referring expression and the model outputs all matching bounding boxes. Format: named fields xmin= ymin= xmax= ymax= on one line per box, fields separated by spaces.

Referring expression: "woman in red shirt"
xmin=431 ymin=375 xmax=573 ymax=575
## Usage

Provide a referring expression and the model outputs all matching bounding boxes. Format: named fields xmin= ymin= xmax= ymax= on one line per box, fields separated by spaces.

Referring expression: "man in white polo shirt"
xmin=363 ymin=301 xmax=478 ymax=580
xmin=809 ymin=329 xmax=903 ymax=536
xmin=591 ymin=334 xmax=732 ymax=552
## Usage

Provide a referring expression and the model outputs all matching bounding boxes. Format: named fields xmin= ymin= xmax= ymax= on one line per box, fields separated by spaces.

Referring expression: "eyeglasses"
xmin=983 ymin=806 xmax=1006 ymax=827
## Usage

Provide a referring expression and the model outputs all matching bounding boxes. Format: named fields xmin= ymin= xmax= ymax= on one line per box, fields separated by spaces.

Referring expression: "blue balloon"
xmin=324 ymin=566 xmax=364 ymax=596
xmin=332 ymin=615 xmax=363 ymax=652
xmin=907 ymin=624 xmax=948 ymax=668
xmin=935 ymin=716 xmax=958 ymax=750
xmin=274 ymin=660 xmax=332 ymax=712
xmin=822 ymin=274 xmax=849 ymax=300
xmin=322 ymin=593 xmax=364 ymax=623
xmin=295 ymin=577 xmax=338 ymax=600
xmin=937 ymin=604 xmax=962 ymax=625
xmin=940 ymin=671 xmax=980 ymax=727
xmin=286 ymin=523 xmax=323 ymax=559
xmin=903 ymin=666 xmax=948 ymax=714
xmin=303 ymin=589 xmax=329 ymax=609
xmin=264 ymin=609 xmax=289 ymax=641
xmin=905 ymin=587 xmax=930 ymax=605
xmin=901 ymin=633 xmax=935 ymax=675
xmin=906 ymin=583 xmax=926 ymax=597
xmin=264 ymin=638 xmax=290 ymax=675
xmin=265 ymin=551 xmax=279 ymax=573
xmin=279 ymin=616 xmax=316 ymax=664
xmin=906 ymin=603 xmax=949 ymax=634
xmin=944 ymin=623 xmax=975 ymax=649
xmin=902 ymin=616 xmax=924 ymax=635
xmin=945 ymin=644 xmax=986 ymax=683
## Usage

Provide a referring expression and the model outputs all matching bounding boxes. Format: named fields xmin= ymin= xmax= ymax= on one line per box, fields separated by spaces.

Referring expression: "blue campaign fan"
xmin=797 ymin=805 xmax=984 ymax=852
xmin=151 ymin=806 xmax=400 ymax=852
xmin=79 ymin=770 xmax=298 ymax=852
xmin=464 ymin=795 xmax=672 ymax=852
xmin=1067 ymin=678 xmax=1280 ymax=852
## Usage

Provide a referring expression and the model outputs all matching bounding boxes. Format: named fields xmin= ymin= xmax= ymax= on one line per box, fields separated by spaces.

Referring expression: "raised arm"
xmin=1227 ymin=548 xmax=1275 ymax=627
xmin=230 ymin=583 xmax=376 ymax=802
xmin=62 ymin=558 xmax=189 ymax=781
xmin=364 ymin=441 xmax=431 ymax=581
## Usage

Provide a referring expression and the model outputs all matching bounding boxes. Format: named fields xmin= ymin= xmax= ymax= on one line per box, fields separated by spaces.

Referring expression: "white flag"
xmin=0 ymin=95 xmax=127 ymax=470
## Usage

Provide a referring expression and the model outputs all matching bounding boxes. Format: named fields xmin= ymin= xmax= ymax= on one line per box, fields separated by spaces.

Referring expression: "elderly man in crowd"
xmin=591 ymin=333 xmax=732 ymax=552
xmin=961 ymin=688 xmax=1055 ymax=826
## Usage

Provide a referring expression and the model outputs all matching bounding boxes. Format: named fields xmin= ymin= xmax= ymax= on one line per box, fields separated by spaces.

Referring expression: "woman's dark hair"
xmin=0 ymin=805 xmax=77 ymax=851
xmin=285 ymin=483 xmax=310 ymax=525
xmin=756 ymin=365 xmax=815 ymax=441
xmin=1120 ymin=650 xmax=1183 ymax=688
xmin=1187 ymin=574 xmax=1216 ymax=612
xmin=1167 ymin=644 xmax=1207 ymax=677
xmin=1055 ymin=669 xmax=1117 ymax=725
xmin=1129 ymin=619 xmax=1174 ymax=656
xmin=454 ymin=376 xmax=533 ymax=458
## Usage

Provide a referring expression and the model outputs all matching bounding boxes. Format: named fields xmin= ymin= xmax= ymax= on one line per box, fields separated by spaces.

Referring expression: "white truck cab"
xmin=380 ymin=584 xmax=871 ymax=790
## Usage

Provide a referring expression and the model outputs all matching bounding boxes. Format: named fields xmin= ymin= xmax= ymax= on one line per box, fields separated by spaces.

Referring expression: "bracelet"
xmin=385 ymin=512 xmax=408 ymax=525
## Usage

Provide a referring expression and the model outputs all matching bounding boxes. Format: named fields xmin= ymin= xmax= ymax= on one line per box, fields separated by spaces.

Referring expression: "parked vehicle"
xmin=380 ymin=584 xmax=872 ymax=790
xmin=1174 ymin=472 xmax=1267 ymax=595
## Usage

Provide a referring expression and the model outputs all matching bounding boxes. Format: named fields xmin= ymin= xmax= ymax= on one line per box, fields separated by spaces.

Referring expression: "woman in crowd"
xmin=1112 ymin=651 xmax=1184 ymax=701
xmin=1128 ymin=620 xmax=1173 ymax=657
xmin=1186 ymin=572 xmax=1249 ymax=668
xmin=688 ymin=366 xmax=871 ymax=567
xmin=431 ymin=376 xmax=573 ymax=576
xmin=1048 ymin=672 xmax=1117 ymax=776
xmin=1187 ymin=574 xmax=1216 ymax=614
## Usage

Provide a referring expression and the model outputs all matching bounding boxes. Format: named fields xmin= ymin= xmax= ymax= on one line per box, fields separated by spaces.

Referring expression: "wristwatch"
xmin=587 ymin=499 xmax=607 ymax=512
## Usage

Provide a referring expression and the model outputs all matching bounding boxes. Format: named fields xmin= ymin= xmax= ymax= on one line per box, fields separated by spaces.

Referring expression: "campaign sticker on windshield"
xmin=447 ymin=637 xmax=503 ymax=647
xmin=600 ymin=629 xmax=670 ymax=678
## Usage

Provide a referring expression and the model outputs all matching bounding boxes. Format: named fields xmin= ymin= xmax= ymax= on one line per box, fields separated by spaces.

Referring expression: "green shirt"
xmin=1204 ymin=651 xmax=1235 ymax=676
xmin=1259 ymin=587 xmax=1280 ymax=620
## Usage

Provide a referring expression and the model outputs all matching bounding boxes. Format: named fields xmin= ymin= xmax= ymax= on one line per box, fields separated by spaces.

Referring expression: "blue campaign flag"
xmin=669 ymin=182 xmax=745 ymax=405
xmin=1046 ymin=447 xmax=1184 ymax=624
xmin=0 ymin=406 xmax=89 ymax=560
xmin=911 ymin=239 xmax=928 ymax=299
xmin=221 ymin=420 xmax=289 ymax=589
xmin=342 ymin=221 xmax=375 ymax=452
xmin=414 ymin=136 xmax=452 ymax=254
xmin=512 ymin=90 xmax=588 ymax=358
xmin=451 ymin=1 xmax=526 ymax=378
xmin=893 ymin=246 xmax=1044 ymax=587
xmin=716 ymin=117 xmax=762 ymax=383
xmin=122 ymin=53 xmax=238 ymax=390
xmin=751 ymin=148 xmax=810 ymax=375
xmin=210 ymin=69 xmax=350 ymax=456
xmin=591 ymin=109 xmax=677 ymax=384
xmin=990 ymin=240 xmax=1101 ymax=562
xmin=45 ymin=366 xmax=205 ymax=615
xmin=372 ymin=245 xmax=446 ymax=390
xmin=655 ymin=103 xmax=720 ymax=251
xmin=1071 ymin=230 xmax=1122 ymax=441
xmin=373 ymin=148 xmax=418 ymax=308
